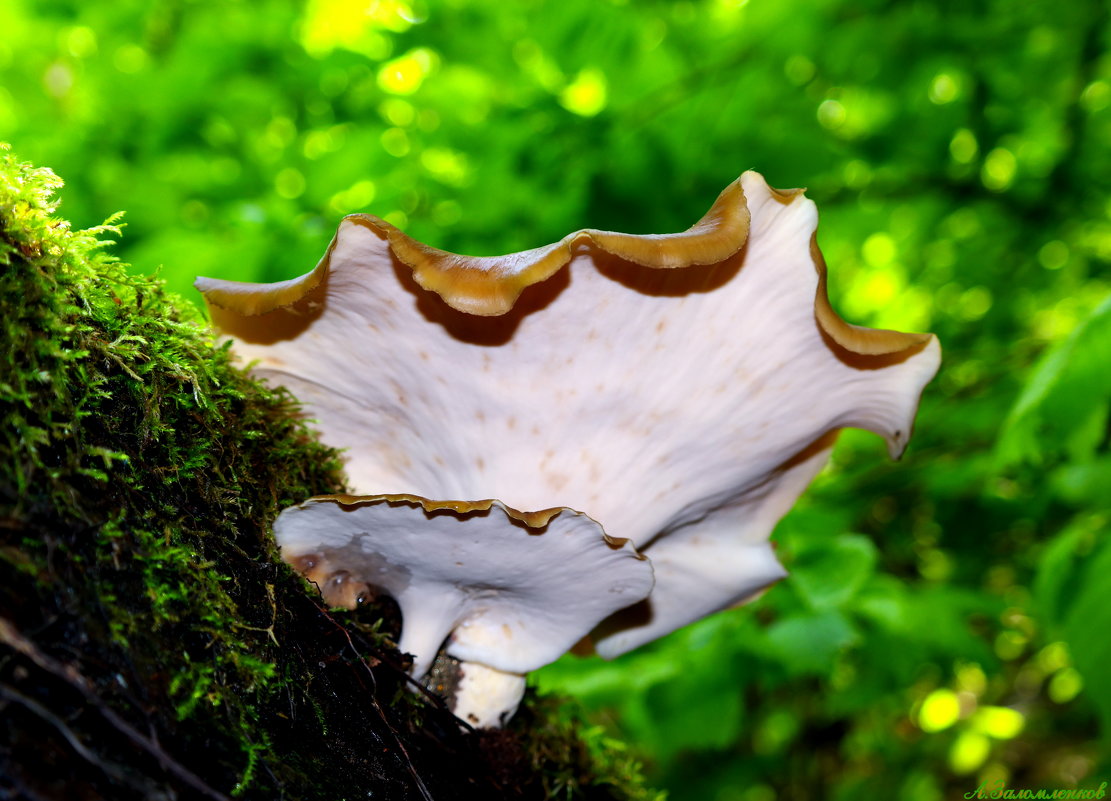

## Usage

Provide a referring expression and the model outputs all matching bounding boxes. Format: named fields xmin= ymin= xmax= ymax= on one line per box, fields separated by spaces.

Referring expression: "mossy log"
xmin=0 ymin=145 xmax=657 ymax=801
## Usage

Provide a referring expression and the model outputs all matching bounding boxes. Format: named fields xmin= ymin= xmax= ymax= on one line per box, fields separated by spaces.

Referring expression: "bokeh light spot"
xmin=817 ymin=98 xmax=846 ymax=130
xmin=560 ymin=68 xmax=608 ymax=117
xmin=380 ymin=127 xmax=410 ymax=157
xmin=784 ymin=55 xmax=815 ymax=85
xmin=203 ymin=116 xmax=237 ymax=147
xmin=329 ymin=179 xmax=377 ymax=214
xmin=432 ymin=199 xmax=462 ymax=226
xmin=1036 ymin=641 xmax=1071 ymax=673
xmin=971 ymin=706 xmax=1025 ymax=740
xmin=994 ymin=630 xmax=1026 ymax=661
xmin=421 ymin=148 xmax=470 ymax=186
xmin=1038 ymin=240 xmax=1069 ymax=270
xmin=956 ymin=663 xmax=987 ymax=696
xmin=513 ymin=39 xmax=564 ymax=92
xmin=62 ymin=26 xmax=98 ymax=59
xmin=945 ymin=208 xmax=982 ymax=239
xmin=918 ymin=688 xmax=961 ymax=732
xmin=380 ymin=98 xmax=416 ymax=127
xmin=1048 ymin=668 xmax=1084 ymax=703
xmin=1080 ymin=80 xmax=1110 ymax=113
xmin=982 ymin=147 xmax=1016 ymax=192
xmin=378 ymin=48 xmax=436 ymax=95
xmin=43 ymin=63 xmax=73 ymax=98
xmin=113 ymin=44 xmax=149 ymax=74
xmin=957 ymin=286 xmax=993 ymax=321
xmin=275 ymin=168 xmax=306 ymax=199
xmin=303 ymin=125 xmax=348 ymax=159
xmin=860 ymin=271 xmax=900 ymax=310
xmin=862 ymin=232 xmax=897 ymax=267
xmin=301 ymin=0 xmax=418 ymax=58
xmin=814 ymin=88 xmax=892 ymax=138
xmin=843 ymin=160 xmax=872 ymax=188
xmin=928 ymin=72 xmax=960 ymax=104
xmin=265 ymin=117 xmax=298 ymax=151
xmin=383 ymin=210 xmax=409 ymax=228
xmin=950 ymin=129 xmax=978 ymax=163
xmin=949 ymin=731 xmax=991 ymax=774
xmin=919 ymin=547 xmax=953 ymax=581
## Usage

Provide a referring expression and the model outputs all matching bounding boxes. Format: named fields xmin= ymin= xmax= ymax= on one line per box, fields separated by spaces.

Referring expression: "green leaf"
xmin=1033 ymin=520 xmax=1095 ymax=627
xmin=996 ymin=293 xmax=1111 ymax=469
xmin=1051 ymin=458 xmax=1111 ymax=506
xmin=764 ymin=610 xmax=860 ymax=676
xmin=1062 ymin=534 xmax=1111 ymax=743
xmin=789 ymin=533 xmax=878 ymax=610
xmin=642 ymin=665 xmax=745 ymax=759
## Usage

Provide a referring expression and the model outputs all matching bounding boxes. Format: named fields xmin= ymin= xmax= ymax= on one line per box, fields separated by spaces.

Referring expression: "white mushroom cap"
xmin=199 ymin=171 xmax=939 ymax=660
xmin=274 ymin=494 xmax=653 ymax=714
xmin=589 ymin=432 xmax=835 ymax=657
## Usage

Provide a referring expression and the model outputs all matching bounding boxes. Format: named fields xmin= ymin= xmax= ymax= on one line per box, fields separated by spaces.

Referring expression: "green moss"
xmin=501 ymin=695 xmax=666 ymax=801
xmin=0 ymin=143 xmax=659 ymax=801
xmin=1 ymin=140 xmax=355 ymax=797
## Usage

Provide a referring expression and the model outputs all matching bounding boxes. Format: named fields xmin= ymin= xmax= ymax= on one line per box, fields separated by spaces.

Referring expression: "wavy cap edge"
xmin=297 ymin=492 xmax=647 ymax=556
xmin=195 ymin=176 xmax=751 ymax=317
xmin=195 ymin=172 xmax=939 ymax=459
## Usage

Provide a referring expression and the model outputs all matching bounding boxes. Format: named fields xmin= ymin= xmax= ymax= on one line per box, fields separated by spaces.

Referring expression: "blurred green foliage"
xmin=2 ymin=0 xmax=1109 ymax=799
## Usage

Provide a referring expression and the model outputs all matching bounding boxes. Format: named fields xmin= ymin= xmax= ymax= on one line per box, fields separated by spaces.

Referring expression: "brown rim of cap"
xmin=810 ymin=234 xmax=934 ymax=359
xmin=194 ymin=177 xmax=748 ymax=317
xmin=302 ymin=492 xmax=645 ymax=555
xmin=195 ymin=172 xmax=935 ymax=362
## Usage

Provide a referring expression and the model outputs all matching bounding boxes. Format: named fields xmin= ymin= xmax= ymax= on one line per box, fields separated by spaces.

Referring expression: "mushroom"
xmin=196 ymin=170 xmax=939 ymax=708
xmin=274 ymin=494 xmax=653 ymax=727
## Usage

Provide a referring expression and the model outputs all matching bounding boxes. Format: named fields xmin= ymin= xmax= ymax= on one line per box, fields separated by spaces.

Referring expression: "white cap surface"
xmin=274 ymin=495 xmax=654 ymax=678
xmin=200 ymin=171 xmax=939 ymax=658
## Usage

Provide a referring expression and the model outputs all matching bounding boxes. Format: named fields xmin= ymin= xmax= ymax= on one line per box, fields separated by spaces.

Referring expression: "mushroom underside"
xmin=274 ymin=495 xmax=654 ymax=726
xmin=199 ymin=170 xmax=940 ymax=725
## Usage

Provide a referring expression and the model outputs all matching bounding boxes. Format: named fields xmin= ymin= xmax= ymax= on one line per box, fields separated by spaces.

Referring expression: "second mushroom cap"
xmin=274 ymin=495 xmax=654 ymax=680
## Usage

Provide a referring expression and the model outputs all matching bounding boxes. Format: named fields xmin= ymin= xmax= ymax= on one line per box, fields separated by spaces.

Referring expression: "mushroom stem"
xmin=450 ymin=662 xmax=527 ymax=729
xmin=395 ymin=592 xmax=461 ymax=680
